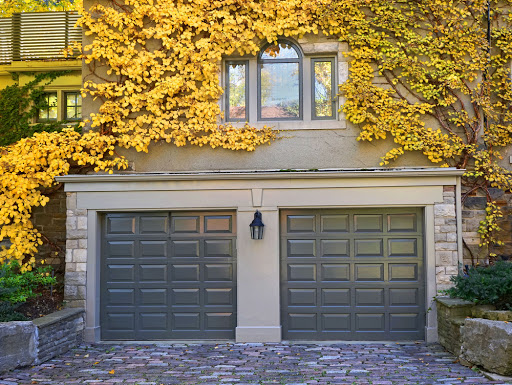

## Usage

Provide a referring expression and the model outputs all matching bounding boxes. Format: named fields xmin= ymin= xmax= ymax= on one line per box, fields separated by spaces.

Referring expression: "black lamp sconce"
xmin=249 ymin=210 xmax=265 ymax=240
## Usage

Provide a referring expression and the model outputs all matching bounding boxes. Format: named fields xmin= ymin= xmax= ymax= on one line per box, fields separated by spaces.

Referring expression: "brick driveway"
xmin=0 ymin=342 xmax=508 ymax=385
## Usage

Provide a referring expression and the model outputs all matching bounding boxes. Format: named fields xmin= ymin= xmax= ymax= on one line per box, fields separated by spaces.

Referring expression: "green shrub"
xmin=0 ymin=261 xmax=57 ymax=304
xmin=445 ymin=261 xmax=512 ymax=310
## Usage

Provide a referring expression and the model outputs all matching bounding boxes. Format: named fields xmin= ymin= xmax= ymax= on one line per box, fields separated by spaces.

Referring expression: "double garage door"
xmin=101 ymin=208 xmax=424 ymax=340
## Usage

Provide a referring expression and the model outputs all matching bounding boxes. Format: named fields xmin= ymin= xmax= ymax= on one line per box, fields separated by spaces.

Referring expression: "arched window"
xmin=258 ymin=40 xmax=303 ymax=120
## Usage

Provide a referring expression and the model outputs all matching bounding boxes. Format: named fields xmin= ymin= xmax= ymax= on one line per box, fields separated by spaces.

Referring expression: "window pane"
xmin=67 ymin=107 xmax=76 ymax=119
xmin=76 ymin=106 xmax=82 ymax=119
xmin=260 ymin=43 xmax=299 ymax=59
xmin=48 ymin=94 xmax=57 ymax=107
xmin=48 ymin=106 xmax=57 ymax=120
xmin=39 ymin=109 xmax=48 ymax=120
xmin=260 ymin=62 xmax=300 ymax=119
xmin=314 ymin=60 xmax=333 ymax=118
xmin=228 ymin=63 xmax=246 ymax=120
xmin=67 ymin=93 xmax=76 ymax=106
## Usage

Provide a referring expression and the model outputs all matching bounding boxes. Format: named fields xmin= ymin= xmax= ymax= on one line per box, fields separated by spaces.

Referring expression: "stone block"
xmin=65 ymin=271 xmax=86 ymax=286
xmin=436 ymin=251 xmax=453 ymax=266
xmin=67 ymin=229 xmax=87 ymax=239
xmin=77 ymin=216 xmax=87 ymax=230
xmin=78 ymin=239 xmax=88 ymax=249
xmin=0 ymin=322 xmax=37 ymax=373
xmin=464 ymin=197 xmax=487 ymax=210
xmin=66 ymin=216 xmax=77 ymax=231
xmin=435 ymin=233 xmax=447 ymax=242
xmin=462 ymin=319 xmax=512 ymax=376
xmin=435 ymin=204 xmax=456 ymax=217
xmin=72 ymin=249 xmax=87 ymax=263
xmin=436 ymin=242 xmax=457 ymax=251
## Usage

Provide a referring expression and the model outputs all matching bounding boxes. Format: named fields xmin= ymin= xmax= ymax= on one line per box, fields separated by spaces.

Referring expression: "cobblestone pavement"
xmin=1 ymin=342 xmax=509 ymax=385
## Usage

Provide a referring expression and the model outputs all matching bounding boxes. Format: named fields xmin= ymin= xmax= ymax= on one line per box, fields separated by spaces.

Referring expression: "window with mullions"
xmin=312 ymin=58 xmax=336 ymax=120
xmin=225 ymin=61 xmax=248 ymax=121
xmin=37 ymin=92 xmax=58 ymax=121
xmin=65 ymin=92 xmax=82 ymax=121
xmin=258 ymin=41 xmax=302 ymax=120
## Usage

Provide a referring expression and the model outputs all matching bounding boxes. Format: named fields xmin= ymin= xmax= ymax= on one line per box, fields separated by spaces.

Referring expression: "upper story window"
xmin=36 ymin=90 xmax=82 ymax=123
xmin=258 ymin=41 xmax=302 ymax=120
xmin=65 ymin=91 xmax=82 ymax=121
xmin=224 ymin=39 xmax=339 ymax=127
xmin=37 ymin=92 xmax=58 ymax=122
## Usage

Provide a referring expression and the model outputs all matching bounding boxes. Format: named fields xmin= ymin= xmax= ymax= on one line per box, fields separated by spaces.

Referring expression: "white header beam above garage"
xmin=57 ymin=167 xmax=464 ymax=193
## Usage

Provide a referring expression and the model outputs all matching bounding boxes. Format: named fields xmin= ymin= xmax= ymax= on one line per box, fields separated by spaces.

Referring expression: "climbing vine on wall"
xmin=0 ymin=71 xmax=74 ymax=147
xmin=329 ymin=0 xmax=512 ymax=255
xmin=3 ymin=0 xmax=512 ymax=269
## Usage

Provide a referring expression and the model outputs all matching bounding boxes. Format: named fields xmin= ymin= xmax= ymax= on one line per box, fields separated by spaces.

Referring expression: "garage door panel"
xmin=356 ymin=313 xmax=385 ymax=331
xmin=389 ymin=264 xmax=418 ymax=281
xmin=355 ymin=239 xmax=383 ymax=257
xmin=322 ymin=314 xmax=351 ymax=331
xmin=140 ymin=216 xmax=168 ymax=234
xmin=388 ymin=239 xmax=417 ymax=256
xmin=140 ymin=289 xmax=167 ymax=306
xmin=140 ymin=313 xmax=168 ymax=330
xmin=102 ymin=212 xmax=236 ymax=340
xmin=388 ymin=214 xmax=417 ymax=232
xmin=321 ymin=264 xmax=350 ymax=281
xmin=205 ymin=239 xmax=233 ymax=257
xmin=321 ymin=215 xmax=349 ymax=233
xmin=321 ymin=240 xmax=349 ymax=257
xmin=288 ymin=288 xmax=317 ymax=306
xmin=106 ymin=241 xmax=135 ymax=258
xmin=390 ymin=313 xmax=420 ymax=331
xmin=107 ymin=289 xmax=135 ymax=305
xmin=322 ymin=288 xmax=350 ymax=306
xmin=205 ymin=313 xmax=234 ymax=330
xmin=287 ymin=215 xmax=316 ymax=233
xmin=287 ymin=264 xmax=317 ymax=281
xmin=355 ymin=264 xmax=384 ymax=281
xmin=354 ymin=214 xmax=383 ymax=232
xmin=281 ymin=208 xmax=424 ymax=341
xmin=389 ymin=288 xmax=419 ymax=306
xmin=205 ymin=288 xmax=233 ymax=306
xmin=107 ymin=265 xmax=135 ymax=281
xmin=355 ymin=289 xmax=385 ymax=307
xmin=287 ymin=240 xmax=316 ymax=258
xmin=139 ymin=265 xmax=167 ymax=282
xmin=205 ymin=216 xmax=232 ymax=233
xmin=288 ymin=313 xmax=317 ymax=331
xmin=107 ymin=216 xmax=136 ymax=234
xmin=172 ymin=216 xmax=200 ymax=233
xmin=172 ymin=240 xmax=200 ymax=258
xmin=171 ymin=288 xmax=200 ymax=306
xmin=140 ymin=241 xmax=168 ymax=257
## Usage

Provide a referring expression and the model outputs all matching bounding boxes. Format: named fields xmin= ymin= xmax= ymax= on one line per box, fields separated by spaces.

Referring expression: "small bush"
xmin=0 ymin=262 xmax=57 ymax=304
xmin=445 ymin=261 xmax=512 ymax=310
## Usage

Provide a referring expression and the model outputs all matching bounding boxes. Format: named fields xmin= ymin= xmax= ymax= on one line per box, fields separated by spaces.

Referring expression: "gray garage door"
xmin=281 ymin=208 xmax=425 ymax=341
xmin=101 ymin=212 xmax=236 ymax=340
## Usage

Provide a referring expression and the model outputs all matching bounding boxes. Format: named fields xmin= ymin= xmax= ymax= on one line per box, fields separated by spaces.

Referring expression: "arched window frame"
xmin=257 ymin=39 xmax=304 ymax=121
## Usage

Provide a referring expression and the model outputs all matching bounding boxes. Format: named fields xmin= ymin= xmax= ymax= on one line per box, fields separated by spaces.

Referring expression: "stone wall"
xmin=33 ymin=308 xmax=85 ymax=364
xmin=462 ymin=187 xmax=512 ymax=266
xmin=64 ymin=192 xmax=87 ymax=309
xmin=435 ymin=186 xmax=459 ymax=291
xmin=32 ymin=187 xmax=67 ymax=272
xmin=0 ymin=308 xmax=84 ymax=373
xmin=436 ymin=297 xmax=475 ymax=356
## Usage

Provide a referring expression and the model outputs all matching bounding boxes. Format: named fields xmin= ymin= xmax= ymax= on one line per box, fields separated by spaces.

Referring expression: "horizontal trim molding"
xmin=58 ymin=167 xmax=464 ymax=188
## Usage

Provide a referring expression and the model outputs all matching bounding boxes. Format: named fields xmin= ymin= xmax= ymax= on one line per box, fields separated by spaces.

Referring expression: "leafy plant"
xmin=445 ymin=261 xmax=512 ymax=310
xmin=0 ymin=261 xmax=57 ymax=304
xmin=0 ymin=71 xmax=76 ymax=147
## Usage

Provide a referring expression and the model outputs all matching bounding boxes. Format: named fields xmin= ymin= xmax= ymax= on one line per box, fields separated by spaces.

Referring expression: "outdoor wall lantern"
xmin=249 ymin=210 xmax=265 ymax=240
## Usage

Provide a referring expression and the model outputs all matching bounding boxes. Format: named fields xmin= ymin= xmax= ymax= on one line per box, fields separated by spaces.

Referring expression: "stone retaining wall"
xmin=436 ymin=297 xmax=512 ymax=376
xmin=33 ymin=308 xmax=85 ymax=364
xmin=0 ymin=308 xmax=84 ymax=373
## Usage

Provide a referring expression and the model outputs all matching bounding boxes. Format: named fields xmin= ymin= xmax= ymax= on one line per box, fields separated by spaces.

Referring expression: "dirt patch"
xmin=16 ymin=289 xmax=64 ymax=320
